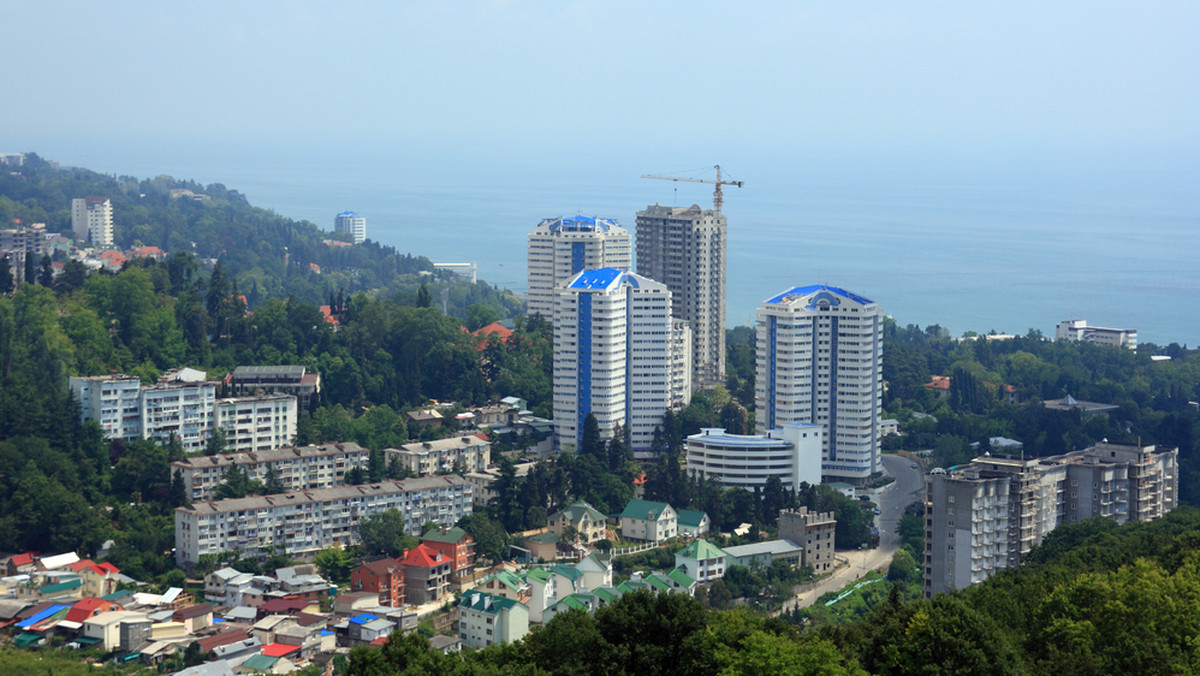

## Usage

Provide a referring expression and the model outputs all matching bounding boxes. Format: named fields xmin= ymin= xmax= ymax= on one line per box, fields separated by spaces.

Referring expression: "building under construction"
xmin=923 ymin=441 xmax=1177 ymax=597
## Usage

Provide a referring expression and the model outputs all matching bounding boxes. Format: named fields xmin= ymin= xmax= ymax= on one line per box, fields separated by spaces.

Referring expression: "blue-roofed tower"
xmin=526 ymin=216 xmax=631 ymax=317
xmin=334 ymin=211 xmax=366 ymax=244
xmin=755 ymin=285 xmax=884 ymax=485
xmin=552 ymin=268 xmax=689 ymax=457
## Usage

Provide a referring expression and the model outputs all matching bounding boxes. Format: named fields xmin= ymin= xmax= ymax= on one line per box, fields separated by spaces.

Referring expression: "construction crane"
xmin=641 ymin=164 xmax=744 ymax=213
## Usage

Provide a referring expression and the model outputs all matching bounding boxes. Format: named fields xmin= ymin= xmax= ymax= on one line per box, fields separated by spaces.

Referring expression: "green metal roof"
xmin=593 ymin=587 xmax=619 ymax=603
xmin=553 ymin=501 xmax=606 ymax=523
xmin=551 ymin=564 xmax=583 ymax=581
xmin=675 ymin=539 xmax=728 ymax=561
xmin=14 ymin=633 xmax=42 ymax=648
xmin=485 ymin=570 xmax=525 ymax=592
xmin=40 ymin=579 xmax=82 ymax=594
xmin=524 ymin=531 xmax=559 ymax=544
xmin=677 ymin=509 xmax=708 ymax=528
xmin=616 ymin=580 xmax=646 ymax=594
xmin=524 ymin=568 xmax=553 ymax=583
xmin=644 ymin=574 xmax=670 ymax=592
xmin=619 ymin=499 xmax=673 ymax=521
xmin=666 ymin=567 xmax=695 ymax=587
xmin=557 ymin=595 xmax=588 ymax=612
xmin=242 ymin=654 xmax=280 ymax=671
xmin=421 ymin=526 xmax=470 ymax=544
xmin=460 ymin=590 xmax=520 ymax=615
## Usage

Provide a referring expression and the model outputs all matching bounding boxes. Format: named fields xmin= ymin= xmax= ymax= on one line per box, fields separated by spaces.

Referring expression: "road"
xmin=778 ymin=454 xmax=925 ymax=613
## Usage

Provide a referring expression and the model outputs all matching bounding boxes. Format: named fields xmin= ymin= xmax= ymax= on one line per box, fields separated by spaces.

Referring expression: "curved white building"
xmin=686 ymin=424 xmax=822 ymax=491
xmin=755 ymin=285 xmax=883 ymax=485
xmin=526 ymin=216 xmax=631 ymax=318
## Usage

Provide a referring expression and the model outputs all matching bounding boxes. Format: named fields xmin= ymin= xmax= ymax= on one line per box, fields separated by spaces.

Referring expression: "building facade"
xmin=334 ymin=211 xmax=366 ymax=244
xmin=382 ymin=435 xmax=491 ymax=477
xmin=526 ymin=215 xmax=631 ymax=318
xmin=228 ymin=365 xmax=322 ymax=410
xmin=69 ymin=374 xmax=143 ymax=441
xmin=755 ymin=285 xmax=884 ymax=485
xmin=923 ymin=442 xmax=1178 ymax=596
xmin=685 ymin=424 xmax=823 ymax=491
xmin=458 ymin=590 xmax=530 ymax=650
xmin=553 ymin=268 xmax=685 ymax=456
xmin=174 ymin=476 xmax=473 ymax=566
xmin=778 ymin=507 xmax=837 ymax=573
xmin=1055 ymin=319 xmax=1137 ymax=350
xmin=71 ymin=196 xmax=113 ymax=247
xmin=215 ymin=394 xmax=297 ymax=454
xmin=172 ymin=442 xmax=371 ymax=501
xmin=635 ymin=204 xmax=726 ymax=390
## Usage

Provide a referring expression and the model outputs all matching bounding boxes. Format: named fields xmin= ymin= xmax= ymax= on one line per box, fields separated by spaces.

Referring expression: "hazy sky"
xmin=4 ymin=1 xmax=1198 ymax=164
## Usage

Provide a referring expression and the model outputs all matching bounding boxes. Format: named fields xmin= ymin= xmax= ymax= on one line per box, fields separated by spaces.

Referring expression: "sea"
xmin=45 ymin=141 xmax=1200 ymax=347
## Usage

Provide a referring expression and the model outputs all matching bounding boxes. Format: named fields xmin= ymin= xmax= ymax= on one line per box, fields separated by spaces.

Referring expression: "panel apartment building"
xmin=382 ymin=435 xmax=491 ymax=477
xmin=70 ymin=373 xmax=297 ymax=453
xmin=552 ymin=268 xmax=690 ymax=457
xmin=71 ymin=196 xmax=113 ymax=248
xmin=173 ymin=442 xmax=372 ymax=501
xmin=636 ymin=204 xmax=726 ymax=390
xmin=526 ymin=215 xmax=632 ymax=318
xmin=924 ymin=442 xmax=1178 ymax=596
xmin=174 ymin=475 xmax=473 ymax=566
xmin=754 ymin=285 xmax=884 ymax=485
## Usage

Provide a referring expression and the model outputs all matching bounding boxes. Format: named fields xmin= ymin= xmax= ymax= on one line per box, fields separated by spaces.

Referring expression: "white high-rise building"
xmin=526 ymin=216 xmax=631 ymax=318
xmin=755 ymin=285 xmax=883 ymax=485
xmin=71 ymin=196 xmax=113 ymax=248
xmin=334 ymin=211 xmax=367 ymax=244
xmin=553 ymin=268 xmax=686 ymax=457
xmin=636 ymin=204 xmax=726 ymax=390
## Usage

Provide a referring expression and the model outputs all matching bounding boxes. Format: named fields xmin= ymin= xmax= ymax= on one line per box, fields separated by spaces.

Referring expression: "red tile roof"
xmin=11 ymin=552 xmax=37 ymax=568
xmin=66 ymin=598 xmax=117 ymax=623
xmin=398 ymin=544 xmax=446 ymax=569
xmin=474 ymin=322 xmax=513 ymax=340
xmin=262 ymin=642 xmax=300 ymax=657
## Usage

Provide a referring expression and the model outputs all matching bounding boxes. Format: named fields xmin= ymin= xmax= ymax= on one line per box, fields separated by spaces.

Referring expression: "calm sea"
xmin=58 ymin=143 xmax=1200 ymax=347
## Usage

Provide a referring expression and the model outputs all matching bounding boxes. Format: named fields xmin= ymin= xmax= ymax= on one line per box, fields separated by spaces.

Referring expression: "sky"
xmin=4 ymin=1 xmax=1198 ymax=167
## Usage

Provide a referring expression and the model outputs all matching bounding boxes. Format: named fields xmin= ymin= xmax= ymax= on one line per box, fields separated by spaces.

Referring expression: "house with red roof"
xmin=398 ymin=544 xmax=452 ymax=605
xmin=172 ymin=602 xmax=213 ymax=632
xmin=130 ymin=245 xmax=166 ymax=260
xmin=65 ymin=598 xmax=120 ymax=624
xmin=420 ymin=527 xmax=476 ymax=585
xmin=473 ymin=322 xmax=514 ymax=343
xmin=350 ymin=558 xmax=405 ymax=607
xmin=99 ymin=250 xmax=126 ymax=272
xmin=68 ymin=560 xmax=121 ymax=597
xmin=6 ymin=551 xmax=38 ymax=575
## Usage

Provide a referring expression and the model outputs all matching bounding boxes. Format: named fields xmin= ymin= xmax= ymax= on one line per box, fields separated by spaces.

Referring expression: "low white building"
xmin=674 ymin=539 xmax=728 ymax=583
xmin=686 ymin=424 xmax=823 ymax=491
xmin=383 ymin=435 xmax=491 ymax=477
xmin=1056 ymin=319 xmax=1137 ymax=350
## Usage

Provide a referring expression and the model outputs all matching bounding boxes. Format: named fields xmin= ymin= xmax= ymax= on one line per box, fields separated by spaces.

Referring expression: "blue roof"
xmin=349 ymin=613 xmax=379 ymax=625
xmin=542 ymin=215 xmax=617 ymax=233
xmin=17 ymin=604 xmax=70 ymax=629
xmin=764 ymin=284 xmax=874 ymax=307
xmin=336 ymin=211 xmax=360 ymax=218
xmin=568 ymin=267 xmax=627 ymax=290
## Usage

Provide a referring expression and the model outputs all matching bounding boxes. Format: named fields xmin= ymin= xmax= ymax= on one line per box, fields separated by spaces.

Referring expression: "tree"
xmin=415 ymin=283 xmax=432 ymax=308
xmin=38 ymin=254 xmax=53 ymax=287
xmin=0 ymin=256 xmax=12 ymax=294
xmin=465 ymin=302 xmax=499 ymax=331
xmin=357 ymin=508 xmax=417 ymax=557
xmin=456 ymin=511 xmax=509 ymax=563
xmin=313 ymin=547 xmax=354 ymax=581
xmin=205 ymin=427 xmax=227 ymax=456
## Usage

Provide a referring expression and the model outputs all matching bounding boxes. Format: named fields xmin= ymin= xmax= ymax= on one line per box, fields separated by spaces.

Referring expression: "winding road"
xmin=779 ymin=454 xmax=925 ymax=613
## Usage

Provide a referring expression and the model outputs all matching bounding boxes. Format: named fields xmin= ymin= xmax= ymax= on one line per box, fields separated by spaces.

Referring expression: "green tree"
xmin=357 ymin=508 xmax=417 ymax=557
xmin=465 ymin=302 xmax=499 ymax=331
xmin=457 ymin=511 xmax=509 ymax=563
xmin=313 ymin=547 xmax=355 ymax=582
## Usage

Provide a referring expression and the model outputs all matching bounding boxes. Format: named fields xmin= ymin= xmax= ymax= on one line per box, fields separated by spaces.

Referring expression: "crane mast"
xmin=641 ymin=164 xmax=744 ymax=213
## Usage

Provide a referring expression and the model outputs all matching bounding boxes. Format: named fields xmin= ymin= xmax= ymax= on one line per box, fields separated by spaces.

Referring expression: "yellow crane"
xmin=641 ymin=164 xmax=744 ymax=213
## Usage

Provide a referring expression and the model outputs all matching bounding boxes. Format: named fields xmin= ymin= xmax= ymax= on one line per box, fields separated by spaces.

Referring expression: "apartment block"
xmin=636 ymin=204 xmax=726 ymax=390
xmin=526 ymin=215 xmax=631 ymax=318
xmin=382 ymin=435 xmax=491 ymax=477
xmin=174 ymin=476 xmax=473 ymax=566
xmin=924 ymin=442 xmax=1178 ymax=596
xmin=71 ymin=196 xmax=113 ymax=247
xmin=553 ymin=268 xmax=686 ymax=456
xmin=69 ymin=374 xmax=143 ymax=440
xmin=172 ymin=442 xmax=371 ymax=501
xmin=755 ymin=285 xmax=884 ymax=485
xmin=215 ymin=394 xmax=297 ymax=453
xmin=227 ymin=365 xmax=322 ymax=410
xmin=334 ymin=211 xmax=367 ymax=244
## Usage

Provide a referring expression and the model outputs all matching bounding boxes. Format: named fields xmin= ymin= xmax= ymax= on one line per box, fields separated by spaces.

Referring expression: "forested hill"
xmin=0 ymin=153 xmax=519 ymax=316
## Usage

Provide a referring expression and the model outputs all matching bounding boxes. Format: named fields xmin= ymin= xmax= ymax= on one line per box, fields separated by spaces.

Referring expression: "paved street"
xmin=778 ymin=455 xmax=924 ymax=613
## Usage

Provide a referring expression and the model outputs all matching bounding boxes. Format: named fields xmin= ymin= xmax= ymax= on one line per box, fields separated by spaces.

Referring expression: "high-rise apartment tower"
xmin=334 ymin=211 xmax=367 ymax=244
xmin=635 ymin=204 xmax=726 ymax=390
xmin=755 ymin=285 xmax=883 ymax=485
xmin=71 ymin=196 xmax=113 ymax=248
xmin=526 ymin=216 xmax=631 ymax=318
xmin=553 ymin=268 xmax=690 ymax=458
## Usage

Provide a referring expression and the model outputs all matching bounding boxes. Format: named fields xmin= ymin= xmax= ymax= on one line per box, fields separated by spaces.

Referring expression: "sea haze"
xmin=62 ymin=142 xmax=1200 ymax=347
